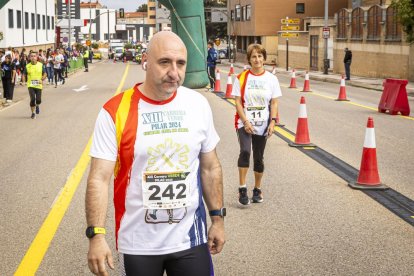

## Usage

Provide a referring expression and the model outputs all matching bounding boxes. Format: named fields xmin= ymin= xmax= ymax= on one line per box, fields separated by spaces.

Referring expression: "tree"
xmin=136 ymin=4 xmax=148 ymax=12
xmin=391 ymin=0 xmax=414 ymax=43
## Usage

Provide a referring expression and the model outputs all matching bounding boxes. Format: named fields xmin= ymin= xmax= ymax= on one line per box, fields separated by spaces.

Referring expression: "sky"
xmin=99 ymin=0 xmax=147 ymax=12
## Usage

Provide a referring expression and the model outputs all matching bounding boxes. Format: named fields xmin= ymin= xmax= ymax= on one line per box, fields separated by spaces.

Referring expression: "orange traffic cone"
xmin=301 ymin=71 xmax=311 ymax=92
xmin=272 ymin=66 xmax=276 ymax=75
xmin=214 ymin=69 xmax=221 ymax=92
xmin=274 ymin=111 xmax=285 ymax=127
xmin=349 ymin=117 xmax=388 ymax=190
xmin=229 ymin=63 xmax=234 ymax=74
xmin=335 ymin=75 xmax=349 ymax=101
xmin=225 ymin=73 xmax=234 ymax=99
xmin=289 ymin=96 xmax=315 ymax=147
xmin=289 ymin=69 xmax=297 ymax=88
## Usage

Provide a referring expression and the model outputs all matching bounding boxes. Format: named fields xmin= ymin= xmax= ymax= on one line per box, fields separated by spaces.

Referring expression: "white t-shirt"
xmin=90 ymin=85 xmax=220 ymax=255
xmin=54 ymin=54 xmax=63 ymax=69
xmin=231 ymin=70 xmax=282 ymax=135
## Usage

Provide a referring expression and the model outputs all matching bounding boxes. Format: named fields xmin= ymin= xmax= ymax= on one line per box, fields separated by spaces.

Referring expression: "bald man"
xmin=85 ymin=31 xmax=225 ymax=276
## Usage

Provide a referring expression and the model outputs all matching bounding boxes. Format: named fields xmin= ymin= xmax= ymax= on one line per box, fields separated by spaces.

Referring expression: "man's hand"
xmin=87 ymin=236 xmax=114 ymax=276
xmin=207 ymin=218 xmax=225 ymax=254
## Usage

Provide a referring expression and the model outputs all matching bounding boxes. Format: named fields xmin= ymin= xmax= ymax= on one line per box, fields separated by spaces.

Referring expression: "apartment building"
xmin=79 ymin=1 xmax=116 ymax=43
xmin=0 ymin=0 xmax=55 ymax=50
xmin=227 ymin=0 xmax=348 ymax=63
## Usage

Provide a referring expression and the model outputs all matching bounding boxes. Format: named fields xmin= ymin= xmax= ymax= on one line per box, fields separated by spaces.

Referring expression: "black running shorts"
xmin=119 ymin=244 xmax=213 ymax=276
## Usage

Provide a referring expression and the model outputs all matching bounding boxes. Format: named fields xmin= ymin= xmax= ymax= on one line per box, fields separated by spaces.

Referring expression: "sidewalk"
xmin=220 ymin=60 xmax=414 ymax=96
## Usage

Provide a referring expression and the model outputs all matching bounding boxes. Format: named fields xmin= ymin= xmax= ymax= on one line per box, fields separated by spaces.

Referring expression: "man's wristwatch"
xmin=85 ymin=226 xmax=106 ymax=238
xmin=271 ymin=117 xmax=277 ymax=122
xmin=209 ymin=207 xmax=226 ymax=218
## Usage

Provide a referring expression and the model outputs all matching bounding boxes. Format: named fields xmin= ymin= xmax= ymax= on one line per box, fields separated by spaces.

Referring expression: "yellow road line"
xmin=15 ymin=64 xmax=130 ymax=275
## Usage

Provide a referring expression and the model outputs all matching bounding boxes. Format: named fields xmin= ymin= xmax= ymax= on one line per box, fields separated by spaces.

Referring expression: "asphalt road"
xmin=1 ymin=61 xmax=413 ymax=275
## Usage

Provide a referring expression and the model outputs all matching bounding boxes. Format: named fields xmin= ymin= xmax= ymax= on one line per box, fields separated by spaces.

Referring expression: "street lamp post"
xmin=323 ymin=0 xmax=329 ymax=75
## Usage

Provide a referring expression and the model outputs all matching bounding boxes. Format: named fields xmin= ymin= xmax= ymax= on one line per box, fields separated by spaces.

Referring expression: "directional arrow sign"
xmin=281 ymin=18 xmax=300 ymax=24
xmin=73 ymin=85 xmax=89 ymax=92
xmin=281 ymin=25 xmax=300 ymax=31
xmin=280 ymin=33 xmax=299 ymax=38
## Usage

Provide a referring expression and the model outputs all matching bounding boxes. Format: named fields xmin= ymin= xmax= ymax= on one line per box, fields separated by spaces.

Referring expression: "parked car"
xmin=114 ymin=47 xmax=124 ymax=60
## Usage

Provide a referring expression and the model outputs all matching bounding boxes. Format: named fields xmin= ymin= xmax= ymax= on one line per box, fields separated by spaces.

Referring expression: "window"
xmin=150 ymin=15 xmax=156 ymax=19
xmin=25 ymin=12 xmax=29 ymax=29
xmin=235 ymin=4 xmax=241 ymax=21
xmin=231 ymin=10 xmax=234 ymax=21
xmin=385 ymin=6 xmax=401 ymax=40
xmin=337 ymin=9 xmax=348 ymax=39
xmin=52 ymin=16 xmax=54 ymax=29
xmin=8 ymin=9 xmax=14 ymax=28
xmin=17 ymin=10 xmax=22 ymax=28
xmin=47 ymin=16 xmax=50 ymax=29
xmin=367 ymin=6 xmax=381 ymax=40
xmin=351 ymin=8 xmax=363 ymax=39
xmin=246 ymin=5 xmax=251 ymax=21
xmin=31 ymin=13 xmax=35 ymax=29
xmin=42 ymin=15 xmax=46 ymax=29
xmin=149 ymin=7 xmax=155 ymax=11
xmin=241 ymin=6 xmax=245 ymax=21
xmin=296 ymin=3 xmax=305 ymax=14
xmin=37 ymin=14 xmax=40 ymax=29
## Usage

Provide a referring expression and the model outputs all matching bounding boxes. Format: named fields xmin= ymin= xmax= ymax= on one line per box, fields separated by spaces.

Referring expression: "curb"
xmin=225 ymin=61 xmax=414 ymax=96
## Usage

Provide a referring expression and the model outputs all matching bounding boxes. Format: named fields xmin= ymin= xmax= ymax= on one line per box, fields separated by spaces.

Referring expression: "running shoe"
xmin=31 ymin=113 xmax=36 ymax=119
xmin=252 ymin=188 xmax=263 ymax=203
xmin=35 ymin=105 xmax=40 ymax=114
xmin=238 ymin=187 xmax=250 ymax=205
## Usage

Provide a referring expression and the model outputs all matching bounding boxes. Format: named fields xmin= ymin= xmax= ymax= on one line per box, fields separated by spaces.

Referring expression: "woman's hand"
xmin=243 ymin=120 xmax=255 ymax=134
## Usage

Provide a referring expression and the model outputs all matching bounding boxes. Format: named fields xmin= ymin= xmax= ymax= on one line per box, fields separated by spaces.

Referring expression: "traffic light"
xmin=119 ymin=8 xmax=125 ymax=18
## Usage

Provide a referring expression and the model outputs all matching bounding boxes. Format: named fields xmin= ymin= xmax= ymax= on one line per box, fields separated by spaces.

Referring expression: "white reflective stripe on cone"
xmin=340 ymin=78 xmax=345 ymax=86
xmin=363 ymin=128 xmax=376 ymax=148
xmin=292 ymin=71 xmax=296 ymax=77
xmin=216 ymin=72 xmax=220 ymax=80
xmin=298 ymin=104 xmax=307 ymax=118
xmin=305 ymin=74 xmax=309 ymax=80
xmin=227 ymin=75 xmax=232 ymax=83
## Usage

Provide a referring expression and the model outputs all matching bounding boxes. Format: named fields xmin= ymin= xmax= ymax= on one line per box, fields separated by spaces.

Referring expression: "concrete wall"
xmin=0 ymin=0 xmax=55 ymax=48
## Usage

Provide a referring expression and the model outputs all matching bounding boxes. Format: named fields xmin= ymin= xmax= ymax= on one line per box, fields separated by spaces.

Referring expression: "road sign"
xmin=281 ymin=18 xmax=300 ymax=24
xmin=280 ymin=33 xmax=299 ymax=38
xmin=281 ymin=25 xmax=300 ymax=31
xmin=323 ymin=27 xmax=330 ymax=39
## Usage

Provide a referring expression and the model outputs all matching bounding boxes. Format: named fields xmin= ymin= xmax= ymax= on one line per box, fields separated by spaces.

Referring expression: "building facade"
xmin=115 ymin=11 xmax=152 ymax=43
xmin=79 ymin=1 xmax=116 ymax=43
xmin=227 ymin=0 xmax=348 ymax=64
xmin=0 ymin=0 xmax=55 ymax=50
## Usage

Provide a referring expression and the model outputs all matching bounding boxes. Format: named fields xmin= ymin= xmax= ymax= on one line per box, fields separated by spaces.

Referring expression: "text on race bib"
xmin=142 ymin=171 xmax=191 ymax=210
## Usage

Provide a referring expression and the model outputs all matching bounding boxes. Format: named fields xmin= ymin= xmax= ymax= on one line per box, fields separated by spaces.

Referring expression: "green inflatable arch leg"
xmin=158 ymin=0 xmax=209 ymax=89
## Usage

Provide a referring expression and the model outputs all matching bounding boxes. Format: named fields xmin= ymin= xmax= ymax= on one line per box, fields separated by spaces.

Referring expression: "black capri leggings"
xmin=28 ymin=87 xmax=42 ymax=107
xmin=237 ymin=127 xmax=267 ymax=173
xmin=120 ymin=244 xmax=213 ymax=276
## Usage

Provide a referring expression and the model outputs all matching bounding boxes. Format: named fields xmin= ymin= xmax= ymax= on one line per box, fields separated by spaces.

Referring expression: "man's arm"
xmin=200 ymin=149 xmax=225 ymax=254
xmin=85 ymin=157 xmax=116 ymax=276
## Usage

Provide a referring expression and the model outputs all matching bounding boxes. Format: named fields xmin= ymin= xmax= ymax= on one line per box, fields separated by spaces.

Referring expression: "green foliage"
xmin=391 ymin=0 xmax=414 ymax=43
xmin=136 ymin=4 xmax=148 ymax=12
xmin=124 ymin=43 xmax=133 ymax=49
xmin=91 ymin=42 xmax=99 ymax=49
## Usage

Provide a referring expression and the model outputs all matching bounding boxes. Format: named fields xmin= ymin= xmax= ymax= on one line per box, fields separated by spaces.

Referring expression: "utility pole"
xmin=323 ymin=0 xmax=329 ymax=74
xmin=67 ymin=0 xmax=71 ymax=50
xmin=89 ymin=0 xmax=92 ymax=40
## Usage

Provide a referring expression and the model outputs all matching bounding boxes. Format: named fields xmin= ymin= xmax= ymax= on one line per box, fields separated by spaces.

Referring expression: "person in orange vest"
xmin=231 ymin=44 xmax=282 ymax=205
xmin=85 ymin=31 xmax=225 ymax=275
